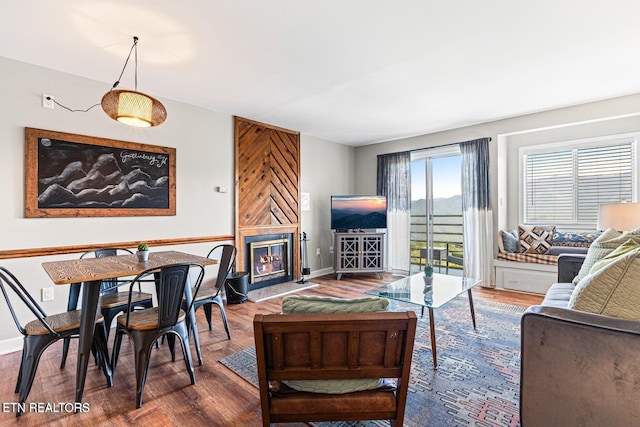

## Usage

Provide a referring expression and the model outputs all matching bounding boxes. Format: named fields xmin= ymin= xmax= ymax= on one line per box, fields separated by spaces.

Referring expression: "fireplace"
xmin=245 ymin=233 xmax=294 ymax=290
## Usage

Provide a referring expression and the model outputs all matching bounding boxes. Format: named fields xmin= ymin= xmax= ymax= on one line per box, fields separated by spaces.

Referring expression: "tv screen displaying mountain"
xmin=331 ymin=195 xmax=387 ymax=230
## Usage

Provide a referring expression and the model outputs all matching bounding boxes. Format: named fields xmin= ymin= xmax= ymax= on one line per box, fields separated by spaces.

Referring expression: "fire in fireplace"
xmin=249 ymin=238 xmax=290 ymax=284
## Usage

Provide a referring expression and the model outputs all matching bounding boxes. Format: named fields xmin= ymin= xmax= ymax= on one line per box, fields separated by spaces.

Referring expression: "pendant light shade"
xmin=101 ymin=89 xmax=167 ymax=127
xmin=101 ymin=36 xmax=167 ymax=127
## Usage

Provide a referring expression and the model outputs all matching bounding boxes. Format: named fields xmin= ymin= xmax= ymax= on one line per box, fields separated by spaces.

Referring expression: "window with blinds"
xmin=523 ymin=138 xmax=635 ymax=226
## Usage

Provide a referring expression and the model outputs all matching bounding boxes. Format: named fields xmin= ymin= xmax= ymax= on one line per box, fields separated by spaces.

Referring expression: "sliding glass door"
xmin=410 ymin=146 xmax=463 ymax=275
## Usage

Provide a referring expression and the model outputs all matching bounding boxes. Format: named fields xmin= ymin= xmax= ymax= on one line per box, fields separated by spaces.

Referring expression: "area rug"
xmin=219 ymin=297 xmax=524 ymax=427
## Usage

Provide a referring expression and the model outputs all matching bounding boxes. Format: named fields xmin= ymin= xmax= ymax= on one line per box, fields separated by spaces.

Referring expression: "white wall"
xmin=353 ymin=92 xmax=640 ymax=259
xmin=300 ymin=134 xmax=354 ymax=273
xmin=0 ymin=57 xmax=355 ymax=348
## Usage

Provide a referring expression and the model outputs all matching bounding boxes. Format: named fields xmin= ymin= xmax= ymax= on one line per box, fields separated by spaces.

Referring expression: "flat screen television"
xmin=331 ymin=195 xmax=387 ymax=231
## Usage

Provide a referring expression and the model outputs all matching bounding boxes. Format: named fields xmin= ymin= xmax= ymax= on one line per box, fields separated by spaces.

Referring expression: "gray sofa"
xmin=520 ymin=253 xmax=640 ymax=426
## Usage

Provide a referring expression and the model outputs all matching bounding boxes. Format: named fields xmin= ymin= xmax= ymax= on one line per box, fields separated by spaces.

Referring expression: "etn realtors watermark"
xmin=2 ymin=402 xmax=90 ymax=414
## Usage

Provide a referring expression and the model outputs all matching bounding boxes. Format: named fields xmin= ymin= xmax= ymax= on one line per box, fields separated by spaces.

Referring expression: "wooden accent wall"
xmin=234 ymin=117 xmax=300 ymax=279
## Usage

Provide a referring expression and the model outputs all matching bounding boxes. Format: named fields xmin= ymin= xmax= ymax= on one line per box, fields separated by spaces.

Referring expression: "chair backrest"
xmin=0 ymin=267 xmax=56 ymax=336
xmin=123 ymin=263 xmax=204 ymax=329
xmin=207 ymin=244 xmax=237 ymax=289
xmin=253 ymin=311 xmax=417 ymax=425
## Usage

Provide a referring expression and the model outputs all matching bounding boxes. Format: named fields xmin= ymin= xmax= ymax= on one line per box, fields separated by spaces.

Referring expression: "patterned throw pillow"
xmin=569 ymin=250 xmax=640 ymax=319
xmin=518 ymin=225 xmax=556 ymax=254
xmin=589 ymin=239 xmax=640 ymax=274
xmin=552 ymin=231 xmax=602 ymax=248
xmin=572 ymin=227 xmax=640 ymax=285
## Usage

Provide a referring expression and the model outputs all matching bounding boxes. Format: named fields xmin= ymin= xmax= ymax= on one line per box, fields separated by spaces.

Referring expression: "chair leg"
xmin=203 ymin=303 xmax=213 ymax=331
xmin=212 ymin=298 xmax=232 ymax=339
xmin=131 ymin=331 xmax=158 ymax=409
xmin=17 ymin=336 xmax=54 ymax=416
xmin=111 ymin=328 xmax=125 ymax=373
xmin=93 ymin=322 xmax=113 ymax=387
xmin=174 ymin=324 xmax=196 ymax=385
xmin=166 ymin=334 xmax=176 ymax=361
xmin=60 ymin=337 xmax=71 ymax=369
xmin=15 ymin=345 xmax=27 ymax=393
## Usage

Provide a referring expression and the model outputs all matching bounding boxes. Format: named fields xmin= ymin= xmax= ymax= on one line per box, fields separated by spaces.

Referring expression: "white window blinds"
xmin=523 ymin=139 xmax=634 ymax=226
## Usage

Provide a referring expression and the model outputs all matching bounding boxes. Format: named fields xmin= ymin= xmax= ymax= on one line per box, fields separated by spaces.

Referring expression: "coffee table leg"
xmin=428 ymin=307 xmax=437 ymax=370
xmin=468 ymin=289 xmax=477 ymax=329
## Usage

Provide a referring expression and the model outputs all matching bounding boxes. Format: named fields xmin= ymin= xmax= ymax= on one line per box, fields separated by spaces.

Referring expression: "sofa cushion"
xmin=519 ymin=225 xmax=556 ymax=254
xmin=541 ymin=283 xmax=576 ymax=308
xmin=568 ymin=251 xmax=640 ymax=319
xmin=281 ymin=295 xmax=389 ymax=394
xmin=572 ymin=228 xmax=640 ymax=285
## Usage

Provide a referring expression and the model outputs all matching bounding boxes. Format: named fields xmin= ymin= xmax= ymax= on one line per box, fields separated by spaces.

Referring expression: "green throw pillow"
xmin=572 ymin=227 xmax=640 ymax=285
xmin=568 ymin=250 xmax=640 ymax=319
xmin=280 ymin=295 xmax=389 ymax=394
xmin=281 ymin=295 xmax=389 ymax=314
xmin=589 ymin=239 xmax=640 ymax=274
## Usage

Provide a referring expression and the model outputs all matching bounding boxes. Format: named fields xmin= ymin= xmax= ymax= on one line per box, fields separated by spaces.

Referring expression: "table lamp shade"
xmin=597 ymin=203 xmax=640 ymax=232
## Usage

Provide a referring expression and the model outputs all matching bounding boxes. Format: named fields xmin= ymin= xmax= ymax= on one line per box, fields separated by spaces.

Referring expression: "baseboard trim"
xmin=309 ymin=267 xmax=334 ymax=278
xmin=0 ymin=337 xmax=22 ymax=355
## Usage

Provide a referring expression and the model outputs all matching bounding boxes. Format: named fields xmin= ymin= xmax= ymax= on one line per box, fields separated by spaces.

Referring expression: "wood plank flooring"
xmin=0 ymin=273 xmax=542 ymax=426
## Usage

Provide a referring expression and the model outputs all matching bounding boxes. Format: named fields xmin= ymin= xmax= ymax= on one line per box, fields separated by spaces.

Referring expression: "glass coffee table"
xmin=365 ymin=272 xmax=480 ymax=369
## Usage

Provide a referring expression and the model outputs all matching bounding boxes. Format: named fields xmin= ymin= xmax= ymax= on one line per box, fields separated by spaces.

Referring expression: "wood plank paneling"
xmin=235 ymin=117 xmax=301 ymax=278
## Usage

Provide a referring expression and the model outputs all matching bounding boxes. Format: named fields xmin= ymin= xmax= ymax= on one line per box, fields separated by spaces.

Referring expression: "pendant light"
xmin=101 ymin=36 xmax=167 ymax=127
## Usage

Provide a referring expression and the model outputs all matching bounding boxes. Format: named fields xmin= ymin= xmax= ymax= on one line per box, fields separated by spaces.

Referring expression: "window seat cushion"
xmin=497 ymin=252 xmax=558 ymax=265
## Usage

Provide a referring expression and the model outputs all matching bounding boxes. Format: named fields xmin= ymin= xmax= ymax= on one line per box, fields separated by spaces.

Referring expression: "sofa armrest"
xmin=557 ymin=253 xmax=586 ymax=283
xmin=520 ymin=306 xmax=640 ymax=427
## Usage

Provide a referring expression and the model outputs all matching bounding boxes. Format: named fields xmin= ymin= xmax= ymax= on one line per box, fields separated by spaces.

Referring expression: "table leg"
xmin=428 ymin=307 xmax=438 ymax=370
xmin=467 ymin=289 xmax=477 ymax=329
xmin=183 ymin=277 xmax=203 ymax=366
xmin=61 ymin=282 xmax=81 ymax=369
xmin=76 ymin=280 xmax=110 ymax=406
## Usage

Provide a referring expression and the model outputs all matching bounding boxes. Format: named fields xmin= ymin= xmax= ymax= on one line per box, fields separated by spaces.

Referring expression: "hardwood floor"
xmin=0 ymin=273 xmax=542 ymax=426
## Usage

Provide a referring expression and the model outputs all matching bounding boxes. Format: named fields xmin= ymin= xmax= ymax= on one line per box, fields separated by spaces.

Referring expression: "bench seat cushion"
xmin=269 ymin=384 xmax=397 ymax=417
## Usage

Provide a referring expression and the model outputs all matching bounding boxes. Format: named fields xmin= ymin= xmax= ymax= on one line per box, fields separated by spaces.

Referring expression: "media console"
xmin=334 ymin=231 xmax=385 ymax=280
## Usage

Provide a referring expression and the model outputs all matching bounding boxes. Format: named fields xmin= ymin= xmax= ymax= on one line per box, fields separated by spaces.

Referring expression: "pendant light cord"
xmin=48 ymin=36 xmax=139 ymax=113
xmin=111 ymin=36 xmax=138 ymax=91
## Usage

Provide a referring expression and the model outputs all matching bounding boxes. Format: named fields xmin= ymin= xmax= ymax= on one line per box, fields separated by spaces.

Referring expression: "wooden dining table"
xmin=41 ymin=250 xmax=217 ymax=406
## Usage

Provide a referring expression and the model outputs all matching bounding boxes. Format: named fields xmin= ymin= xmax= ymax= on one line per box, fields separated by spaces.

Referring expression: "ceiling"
xmin=3 ymin=1 xmax=640 ymax=146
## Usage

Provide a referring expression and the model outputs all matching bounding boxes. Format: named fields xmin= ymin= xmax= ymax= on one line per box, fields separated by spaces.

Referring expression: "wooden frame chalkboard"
xmin=25 ymin=128 xmax=176 ymax=218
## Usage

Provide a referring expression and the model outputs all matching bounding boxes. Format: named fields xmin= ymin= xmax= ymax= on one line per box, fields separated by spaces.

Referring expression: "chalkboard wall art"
xmin=25 ymin=128 xmax=176 ymax=218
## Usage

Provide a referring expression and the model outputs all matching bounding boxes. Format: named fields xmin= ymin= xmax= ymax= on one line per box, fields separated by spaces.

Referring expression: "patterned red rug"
xmin=220 ymin=297 xmax=524 ymax=427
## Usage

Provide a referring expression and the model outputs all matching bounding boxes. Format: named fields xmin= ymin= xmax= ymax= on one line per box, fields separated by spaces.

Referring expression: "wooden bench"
xmin=253 ymin=311 xmax=417 ymax=426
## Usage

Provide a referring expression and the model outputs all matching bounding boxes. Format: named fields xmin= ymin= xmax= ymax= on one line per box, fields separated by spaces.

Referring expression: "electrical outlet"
xmin=42 ymin=94 xmax=55 ymax=109
xmin=316 ymin=248 xmax=321 ymax=256
xmin=329 ymin=246 xmax=333 ymax=254
xmin=41 ymin=287 xmax=55 ymax=302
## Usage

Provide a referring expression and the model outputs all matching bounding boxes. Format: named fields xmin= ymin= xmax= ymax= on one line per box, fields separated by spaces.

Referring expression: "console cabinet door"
xmin=334 ymin=232 xmax=384 ymax=279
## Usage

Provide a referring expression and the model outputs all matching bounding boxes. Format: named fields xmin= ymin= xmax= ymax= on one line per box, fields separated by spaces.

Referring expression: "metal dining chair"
xmin=183 ymin=244 xmax=236 ymax=340
xmin=0 ymin=266 xmax=112 ymax=416
xmin=61 ymin=248 xmax=154 ymax=369
xmin=111 ymin=262 xmax=205 ymax=409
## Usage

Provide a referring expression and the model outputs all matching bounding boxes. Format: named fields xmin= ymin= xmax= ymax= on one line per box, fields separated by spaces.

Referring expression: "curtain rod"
xmin=409 ymin=136 xmax=492 ymax=154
